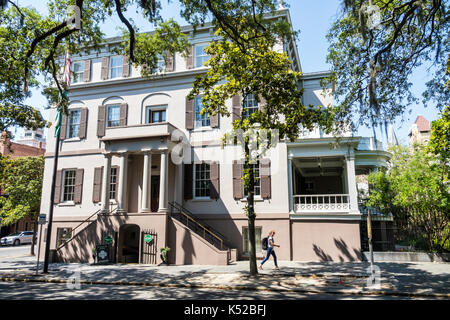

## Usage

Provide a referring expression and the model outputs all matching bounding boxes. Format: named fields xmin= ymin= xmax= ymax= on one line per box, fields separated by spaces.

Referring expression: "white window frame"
xmin=243 ymin=93 xmax=259 ymax=119
xmin=71 ymin=61 xmax=84 ymax=84
xmin=194 ymin=96 xmax=210 ymax=128
xmin=145 ymin=105 xmax=167 ymax=124
xmin=156 ymin=53 xmax=165 ymax=73
xmin=106 ymin=104 xmax=121 ymax=128
xmin=109 ymin=55 xmax=123 ymax=79
xmin=243 ymin=161 xmax=261 ymax=197
xmin=67 ymin=109 xmax=81 ymax=139
xmin=242 ymin=226 xmax=262 ymax=254
xmin=194 ymin=43 xmax=210 ymax=68
xmin=193 ymin=162 xmax=211 ymax=200
xmin=62 ymin=169 xmax=77 ymax=203
xmin=109 ymin=167 xmax=118 ymax=201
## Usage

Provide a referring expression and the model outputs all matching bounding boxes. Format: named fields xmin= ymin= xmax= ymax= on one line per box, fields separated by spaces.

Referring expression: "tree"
xmin=325 ymin=0 xmax=449 ymax=131
xmin=188 ymin=20 xmax=339 ymax=275
xmin=427 ymin=105 xmax=450 ymax=174
xmin=0 ymin=155 xmax=45 ymax=255
xmin=367 ymin=145 xmax=449 ymax=252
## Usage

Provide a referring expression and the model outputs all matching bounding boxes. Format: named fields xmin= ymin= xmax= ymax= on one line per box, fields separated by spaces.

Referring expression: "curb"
xmin=0 ymin=275 xmax=448 ymax=299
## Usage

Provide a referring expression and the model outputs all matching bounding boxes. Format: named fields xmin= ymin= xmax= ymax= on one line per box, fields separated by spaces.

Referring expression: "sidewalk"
xmin=0 ymin=256 xmax=449 ymax=298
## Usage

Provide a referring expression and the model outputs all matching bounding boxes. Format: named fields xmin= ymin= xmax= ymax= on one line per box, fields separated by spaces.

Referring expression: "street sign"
xmin=38 ymin=214 xmax=47 ymax=225
xmin=96 ymin=245 xmax=109 ymax=263
xmin=144 ymin=234 xmax=153 ymax=244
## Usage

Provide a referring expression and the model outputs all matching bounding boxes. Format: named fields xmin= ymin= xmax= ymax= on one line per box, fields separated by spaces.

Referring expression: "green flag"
xmin=54 ymin=109 xmax=62 ymax=138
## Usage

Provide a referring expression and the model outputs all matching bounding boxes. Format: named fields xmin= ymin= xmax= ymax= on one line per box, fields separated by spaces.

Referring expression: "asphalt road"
xmin=0 ymin=244 xmax=34 ymax=260
xmin=0 ymin=280 xmax=428 ymax=300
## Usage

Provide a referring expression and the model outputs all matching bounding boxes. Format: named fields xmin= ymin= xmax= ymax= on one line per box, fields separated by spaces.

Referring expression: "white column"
xmin=158 ymin=150 xmax=168 ymax=212
xmin=288 ymin=157 xmax=294 ymax=213
xmin=141 ymin=151 xmax=152 ymax=212
xmin=117 ymin=152 xmax=128 ymax=213
xmin=101 ymin=153 xmax=112 ymax=213
xmin=346 ymin=153 xmax=359 ymax=214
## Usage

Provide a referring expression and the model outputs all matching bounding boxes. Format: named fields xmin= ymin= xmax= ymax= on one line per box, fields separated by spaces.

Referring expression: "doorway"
xmin=118 ymin=224 xmax=140 ymax=263
xmin=151 ymin=175 xmax=160 ymax=212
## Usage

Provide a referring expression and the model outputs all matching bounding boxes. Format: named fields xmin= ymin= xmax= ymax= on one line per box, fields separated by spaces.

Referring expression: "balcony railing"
xmin=293 ymin=194 xmax=350 ymax=213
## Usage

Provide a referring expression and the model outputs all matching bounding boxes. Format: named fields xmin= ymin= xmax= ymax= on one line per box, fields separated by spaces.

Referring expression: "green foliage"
xmin=0 ymin=155 xmax=45 ymax=226
xmin=367 ymin=145 xmax=450 ymax=252
xmin=427 ymin=106 xmax=450 ymax=172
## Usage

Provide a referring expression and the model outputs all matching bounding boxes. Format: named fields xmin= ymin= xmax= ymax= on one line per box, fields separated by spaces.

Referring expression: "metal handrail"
xmin=56 ymin=206 xmax=118 ymax=251
xmin=168 ymin=202 xmax=225 ymax=250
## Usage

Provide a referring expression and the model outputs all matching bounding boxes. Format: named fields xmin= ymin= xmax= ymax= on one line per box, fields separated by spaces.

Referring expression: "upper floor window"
xmin=71 ymin=61 xmax=84 ymax=84
xmin=195 ymin=97 xmax=210 ymax=128
xmin=24 ymin=132 xmax=32 ymax=137
xmin=243 ymin=161 xmax=261 ymax=197
xmin=156 ymin=54 xmax=165 ymax=72
xmin=62 ymin=169 xmax=76 ymax=202
xmin=109 ymin=56 xmax=123 ymax=79
xmin=107 ymin=104 xmax=121 ymax=127
xmin=109 ymin=167 xmax=118 ymax=200
xmin=243 ymin=93 xmax=259 ymax=118
xmin=195 ymin=44 xmax=210 ymax=68
xmin=194 ymin=163 xmax=210 ymax=199
xmin=67 ymin=109 xmax=81 ymax=138
xmin=146 ymin=106 xmax=167 ymax=124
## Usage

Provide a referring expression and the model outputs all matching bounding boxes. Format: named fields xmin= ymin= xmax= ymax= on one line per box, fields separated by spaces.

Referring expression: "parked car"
xmin=0 ymin=231 xmax=36 ymax=246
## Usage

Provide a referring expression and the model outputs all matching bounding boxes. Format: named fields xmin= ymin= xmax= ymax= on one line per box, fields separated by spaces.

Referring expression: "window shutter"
xmin=185 ymin=97 xmax=194 ymax=130
xmin=79 ymin=108 xmax=88 ymax=139
xmin=54 ymin=170 xmax=63 ymax=204
xmin=59 ymin=114 xmax=68 ymax=140
xmin=122 ymin=55 xmax=130 ymax=77
xmin=92 ymin=167 xmax=103 ymax=203
xmin=186 ymin=45 xmax=194 ymax=69
xmin=210 ymin=113 xmax=219 ymax=128
xmin=232 ymin=160 xmax=243 ymax=199
xmin=74 ymin=169 xmax=84 ymax=204
xmin=232 ymin=94 xmax=241 ymax=123
xmin=119 ymin=103 xmax=128 ymax=126
xmin=260 ymin=159 xmax=271 ymax=199
xmin=101 ymin=57 xmax=110 ymax=80
xmin=209 ymin=162 xmax=220 ymax=200
xmin=184 ymin=163 xmax=193 ymax=200
xmin=83 ymin=60 xmax=91 ymax=82
xmin=165 ymin=51 xmax=174 ymax=72
xmin=97 ymin=105 xmax=106 ymax=137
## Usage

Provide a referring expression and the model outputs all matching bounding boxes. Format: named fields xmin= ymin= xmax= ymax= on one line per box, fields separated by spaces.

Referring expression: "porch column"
xmin=345 ymin=152 xmax=359 ymax=214
xmin=141 ymin=151 xmax=152 ymax=212
xmin=287 ymin=157 xmax=294 ymax=213
xmin=158 ymin=149 xmax=168 ymax=212
xmin=117 ymin=152 xmax=128 ymax=213
xmin=101 ymin=153 xmax=112 ymax=213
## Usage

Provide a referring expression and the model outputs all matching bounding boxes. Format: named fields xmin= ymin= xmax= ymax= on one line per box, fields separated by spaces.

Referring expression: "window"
xmin=146 ymin=106 xmax=167 ymax=124
xmin=242 ymin=226 xmax=262 ymax=254
xmin=243 ymin=94 xmax=259 ymax=118
xmin=194 ymin=163 xmax=210 ymax=199
xmin=109 ymin=167 xmax=117 ymax=200
xmin=195 ymin=97 xmax=210 ymax=128
xmin=67 ymin=109 xmax=81 ymax=138
xmin=72 ymin=61 xmax=84 ymax=84
xmin=109 ymin=56 xmax=123 ymax=79
xmin=107 ymin=105 xmax=120 ymax=127
xmin=24 ymin=132 xmax=32 ymax=137
xmin=195 ymin=44 xmax=210 ymax=68
xmin=62 ymin=169 xmax=76 ymax=202
xmin=156 ymin=53 xmax=165 ymax=72
xmin=56 ymin=228 xmax=72 ymax=247
xmin=243 ymin=162 xmax=261 ymax=197
xmin=35 ymin=133 xmax=42 ymax=139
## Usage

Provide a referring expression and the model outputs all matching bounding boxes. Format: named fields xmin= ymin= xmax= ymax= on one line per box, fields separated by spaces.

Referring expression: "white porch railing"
xmin=293 ymin=194 xmax=350 ymax=213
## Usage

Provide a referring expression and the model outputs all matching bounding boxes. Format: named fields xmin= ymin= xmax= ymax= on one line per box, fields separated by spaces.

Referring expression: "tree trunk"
xmin=244 ymin=140 xmax=258 ymax=276
xmin=30 ymin=215 xmax=38 ymax=256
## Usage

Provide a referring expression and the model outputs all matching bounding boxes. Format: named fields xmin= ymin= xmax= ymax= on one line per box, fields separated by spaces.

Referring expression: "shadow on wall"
xmin=313 ymin=237 xmax=363 ymax=262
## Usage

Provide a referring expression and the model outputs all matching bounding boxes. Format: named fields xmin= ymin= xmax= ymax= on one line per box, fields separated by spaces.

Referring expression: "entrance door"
xmin=151 ymin=176 xmax=160 ymax=212
xmin=118 ymin=224 xmax=140 ymax=263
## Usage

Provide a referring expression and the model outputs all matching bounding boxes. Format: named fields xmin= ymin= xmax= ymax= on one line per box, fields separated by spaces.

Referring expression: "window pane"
xmin=110 ymin=56 xmax=123 ymax=79
xmin=109 ymin=167 xmax=117 ymax=200
xmin=195 ymin=44 xmax=210 ymax=68
xmin=68 ymin=110 xmax=81 ymax=138
xmin=63 ymin=170 xmax=76 ymax=202
xmin=107 ymin=105 xmax=120 ymax=127
xmin=195 ymin=97 xmax=210 ymax=127
xmin=194 ymin=163 xmax=210 ymax=198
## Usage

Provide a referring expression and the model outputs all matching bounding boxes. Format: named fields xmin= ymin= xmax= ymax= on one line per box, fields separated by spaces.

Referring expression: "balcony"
xmin=293 ymin=194 xmax=350 ymax=213
xmin=100 ymin=122 xmax=178 ymax=142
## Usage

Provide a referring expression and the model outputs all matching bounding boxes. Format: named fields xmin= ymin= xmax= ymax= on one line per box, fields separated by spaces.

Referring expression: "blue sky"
xmin=15 ymin=0 xmax=441 ymax=146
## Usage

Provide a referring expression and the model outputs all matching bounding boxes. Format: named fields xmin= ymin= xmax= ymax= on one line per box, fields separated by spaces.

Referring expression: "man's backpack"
xmin=262 ymin=237 xmax=268 ymax=250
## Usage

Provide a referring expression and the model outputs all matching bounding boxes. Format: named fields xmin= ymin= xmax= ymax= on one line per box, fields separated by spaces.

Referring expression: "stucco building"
xmin=39 ymin=9 xmax=389 ymax=265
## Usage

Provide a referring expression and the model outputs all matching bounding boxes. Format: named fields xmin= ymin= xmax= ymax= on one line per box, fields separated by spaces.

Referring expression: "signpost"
xmin=144 ymin=234 xmax=153 ymax=244
xmin=367 ymin=209 xmax=375 ymax=284
xmin=36 ymin=214 xmax=47 ymax=275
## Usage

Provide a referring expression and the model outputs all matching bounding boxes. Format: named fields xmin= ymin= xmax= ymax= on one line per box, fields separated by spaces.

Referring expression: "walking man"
xmin=259 ymin=230 xmax=280 ymax=270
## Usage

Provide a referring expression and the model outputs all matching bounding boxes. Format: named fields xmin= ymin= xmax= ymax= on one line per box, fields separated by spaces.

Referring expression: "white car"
xmin=0 ymin=231 xmax=36 ymax=246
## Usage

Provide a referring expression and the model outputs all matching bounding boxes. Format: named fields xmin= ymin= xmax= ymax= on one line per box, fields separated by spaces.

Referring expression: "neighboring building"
xmin=39 ymin=9 xmax=389 ymax=265
xmin=408 ymin=115 xmax=431 ymax=146
xmin=0 ymin=130 xmax=46 ymax=237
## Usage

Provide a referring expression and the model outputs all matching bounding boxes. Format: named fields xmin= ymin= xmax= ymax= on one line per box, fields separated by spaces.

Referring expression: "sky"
xmin=12 ymin=0 xmax=442 ymax=146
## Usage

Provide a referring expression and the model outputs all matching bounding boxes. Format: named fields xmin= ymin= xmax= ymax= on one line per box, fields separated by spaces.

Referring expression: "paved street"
xmin=0 ymin=244 xmax=33 ymax=260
